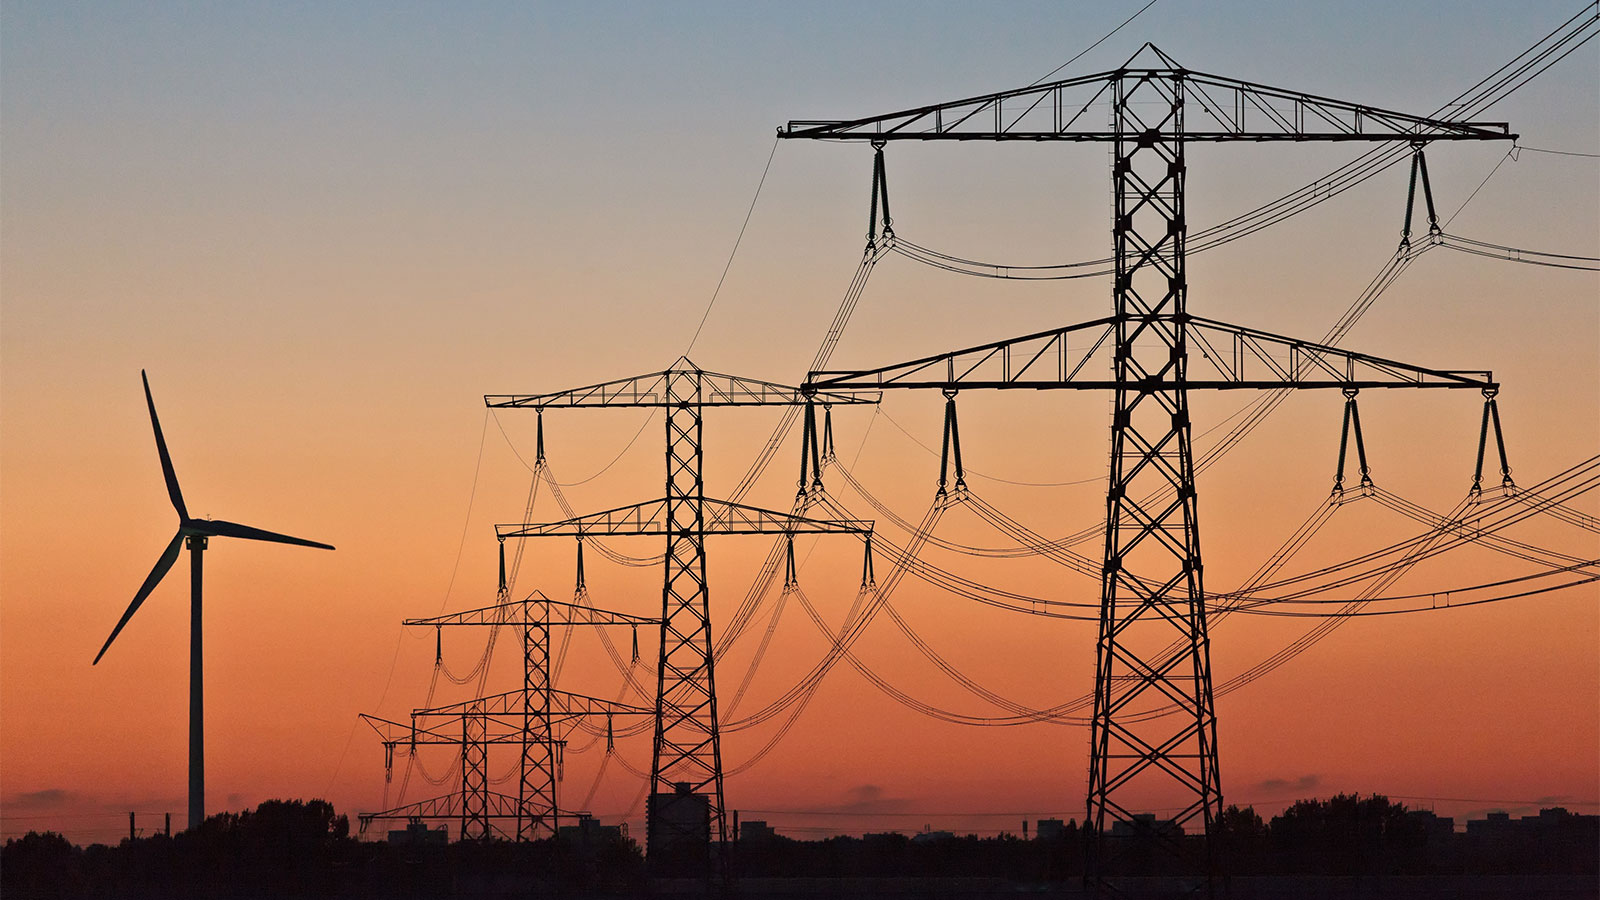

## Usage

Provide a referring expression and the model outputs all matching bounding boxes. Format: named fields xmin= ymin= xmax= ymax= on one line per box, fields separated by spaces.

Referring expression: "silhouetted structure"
xmin=487 ymin=364 xmax=878 ymax=869
xmin=740 ymin=820 xmax=778 ymax=843
xmin=385 ymin=821 xmax=447 ymax=846
xmin=780 ymin=44 xmax=1514 ymax=887
xmin=5 ymin=795 xmax=1595 ymax=897
xmin=93 ymin=372 xmax=334 ymax=833
xmin=646 ymin=781 xmax=712 ymax=874
xmin=359 ymin=591 xmax=651 ymax=841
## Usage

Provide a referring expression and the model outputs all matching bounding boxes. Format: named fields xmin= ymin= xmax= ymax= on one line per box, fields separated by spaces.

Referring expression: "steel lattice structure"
xmin=782 ymin=45 xmax=1512 ymax=885
xmin=359 ymin=592 xmax=652 ymax=841
xmin=488 ymin=361 xmax=877 ymax=868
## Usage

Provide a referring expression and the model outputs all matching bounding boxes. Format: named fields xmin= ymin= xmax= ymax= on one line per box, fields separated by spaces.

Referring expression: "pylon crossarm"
xmin=405 ymin=591 xmax=658 ymax=628
xmin=1185 ymin=315 xmax=1496 ymax=388
xmin=364 ymin=710 xmax=548 ymax=745
xmin=500 ymin=499 xmax=669 ymax=538
xmin=807 ymin=317 xmax=1118 ymax=391
xmin=808 ymin=315 xmax=1495 ymax=392
xmin=414 ymin=688 xmax=652 ymax=720
xmin=498 ymin=497 xmax=871 ymax=538
xmin=358 ymin=796 xmax=596 ymax=830
xmin=779 ymin=52 xmax=1512 ymax=143
xmin=486 ymin=359 xmax=879 ymax=409
xmin=360 ymin=713 xmax=466 ymax=745
xmin=357 ymin=791 xmax=524 ymax=829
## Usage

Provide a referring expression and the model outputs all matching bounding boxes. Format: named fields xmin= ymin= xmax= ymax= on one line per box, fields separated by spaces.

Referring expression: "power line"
xmin=684 ymin=137 xmax=781 ymax=354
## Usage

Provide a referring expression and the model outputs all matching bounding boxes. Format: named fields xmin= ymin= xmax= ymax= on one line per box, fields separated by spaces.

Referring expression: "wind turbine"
xmin=94 ymin=370 xmax=334 ymax=831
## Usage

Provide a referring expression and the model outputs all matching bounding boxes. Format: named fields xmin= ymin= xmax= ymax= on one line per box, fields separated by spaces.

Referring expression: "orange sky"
xmin=3 ymin=1 xmax=1597 ymax=845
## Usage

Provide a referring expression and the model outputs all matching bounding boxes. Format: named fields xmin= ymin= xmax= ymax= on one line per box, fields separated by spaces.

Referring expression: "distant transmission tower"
xmin=782 ymin=44 xmax=1511 ymax=883
xmin=488 ymin=361 xmax=878 ymax=870
xmin=360 ymin=590 xmax=652 ymax=841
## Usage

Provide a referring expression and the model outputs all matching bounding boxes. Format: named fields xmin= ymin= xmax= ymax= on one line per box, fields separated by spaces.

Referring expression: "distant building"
xmin=739 ymin=819 xmax=778 ymax=843
xmin=1035 ymin=818 xmax=1068 ymax=841
xmin=910 ymin=829 xmax=956 ymax=845
xmin=647 ymin=782 xmax=710 ymax=861
xmin=1110 ymin=814 xmax=1182 ymax=839
xmin=1519 ymin=807 xmax=1585 ymax=830
xmin=1406 ymin=809 xmax=1455 ymax=840
xmin=557 ymin=813 xmax=625 ymax=844
xmin=386 ymin=821 xmax=447 ymax=846
xmin=1467 ymin=811 xmax=1514 ymax=837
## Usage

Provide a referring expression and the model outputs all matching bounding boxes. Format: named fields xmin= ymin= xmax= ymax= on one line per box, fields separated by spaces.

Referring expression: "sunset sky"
xmin=3 ymin=1 xmax=1596 ymax=845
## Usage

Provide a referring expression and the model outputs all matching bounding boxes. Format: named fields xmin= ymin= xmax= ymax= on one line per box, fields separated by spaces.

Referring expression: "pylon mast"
xmin=359 ymin=592 xmax=653 ymax=841
xmin=488 ymin=360 xmax=877 ymax=869
xmin=781 ymin=45 xmax=1513 ymax=883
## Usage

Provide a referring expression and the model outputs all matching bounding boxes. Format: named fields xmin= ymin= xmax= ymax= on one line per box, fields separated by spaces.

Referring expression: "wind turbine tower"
xmin=94 ymin=371 xmax=335 ymax=831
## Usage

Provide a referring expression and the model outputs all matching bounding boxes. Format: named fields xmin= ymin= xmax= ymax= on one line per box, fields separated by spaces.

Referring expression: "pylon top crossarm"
xmin=497 ymin=496 xmax=872 ymax=539
xmin=360 ymin=713 xmax=547 ymax=748
xmin=361 ymin=713 xmax=459 ymax=744
xmin=404 ymin=590 xmax=658 ymax=628
xmin=806 ymin=315 xmax=1495 ymax=393
xmin=485 ymin=358 xmax=880 ymax=409
xmin=411 ymin=688 xmax=653 ymax=720
xmin=359 ymin=794 xmax=598 ymax=827
xmin=779 ymin=47 xmax=1514 ymax=143
xmin=357 ymin=792 xmax=527 ymax=830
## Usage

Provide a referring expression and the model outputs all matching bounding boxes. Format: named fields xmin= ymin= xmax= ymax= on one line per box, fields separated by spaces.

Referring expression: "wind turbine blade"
xmin=197 ymin=518 xmax=335 ymax=550
xmin=142 ymin=370 xmax=188 ymax=520
xmin=93 ymin=531 xmax=185 ymax=665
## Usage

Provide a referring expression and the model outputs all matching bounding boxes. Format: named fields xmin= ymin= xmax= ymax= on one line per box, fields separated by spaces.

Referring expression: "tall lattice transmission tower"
xmin=489 ymin=362 xmax=878 ymax=871
xmin=782 ymin=44 xmax=1511 ymax=881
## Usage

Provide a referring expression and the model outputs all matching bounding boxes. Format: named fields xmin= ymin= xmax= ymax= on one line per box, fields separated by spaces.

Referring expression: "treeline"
xmin=1 ymin=800 xmax=643 ymax=899
xmin=4 ymin=794 xmax=1595 ymax=898
xmin=734 ymin=795 xmax=1597 ymax=879
xmin=1218 ymin=795 xmax=1592 ymax=877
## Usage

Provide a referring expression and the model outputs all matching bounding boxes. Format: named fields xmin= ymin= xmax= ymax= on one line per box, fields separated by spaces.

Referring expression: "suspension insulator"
xmin=1401 ymin=146 xmax=1421 ymax=249
xmin=575 ymin=538 xmax=587 ymax=595
xmin=867 ymin=140 xmax=893 ymax=249
xmin=1334 ymin=388 xmax=1372 ymax=491
xmin=498 ymin=539 xmax=507 ymax=594
xmin=1350 ymin=395 xmax=1372 ymax=487
xmin=784 ymin=534 xmax=797 ymax=589
xmin=1334 ymin=394 xmax=1354 ymax=494
xmin=940 ymin=389 xmax=966 ymax=494
xmin=631 ymin=624 xmax=639 ymax=663
xmin=862 ymin=533 xmax=876 ymax=589
xmin=798 ymin=398 xmax=818 ymax=498
xmin=1474 ymin=389 xmax=1514 ymax=493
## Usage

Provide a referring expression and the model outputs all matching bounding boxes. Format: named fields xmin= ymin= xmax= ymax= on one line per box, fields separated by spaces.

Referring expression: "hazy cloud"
xmin=1254 ymin=774 xmax=1320 ymax=794
xmin=7 ymin=788 xmax=73 ymax=808
xmin=824 ymin=784 xmax=912 ymax=814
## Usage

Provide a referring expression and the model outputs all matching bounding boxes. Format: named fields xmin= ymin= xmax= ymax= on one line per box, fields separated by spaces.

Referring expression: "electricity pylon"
xmin=487 ymin=360 xmax=878 ymax=868
xmin=781 ymin=45 xmax=1512 ymax=883
xmin=360 ymin=590 xmax=653 ymax=841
